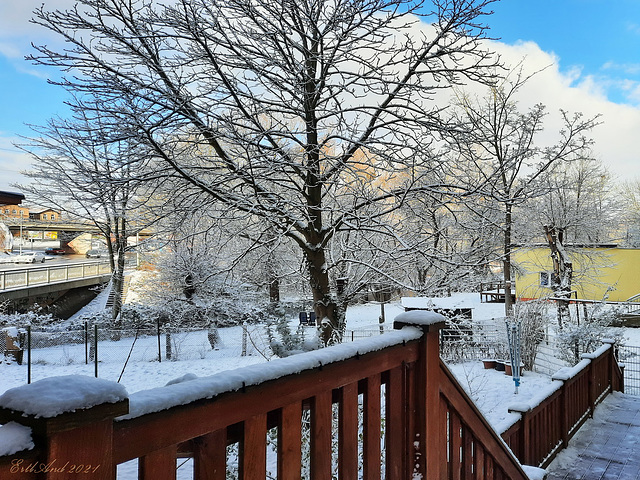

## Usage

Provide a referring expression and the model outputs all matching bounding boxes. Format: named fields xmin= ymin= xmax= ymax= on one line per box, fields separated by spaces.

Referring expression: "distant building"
xmin=28 ymin=208 xmax=61 ymax=222
xmin=513 ymin=245 xmax=640 ymax=302
xmin=0 ymin=204 xmax=29 ymax=219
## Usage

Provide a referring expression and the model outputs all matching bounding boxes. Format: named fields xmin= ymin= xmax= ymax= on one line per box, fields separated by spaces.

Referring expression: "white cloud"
xmin=486 ymin=39 xmax=640 ymax=182
xmin=0 ymin=136 xmax=33 ymax=191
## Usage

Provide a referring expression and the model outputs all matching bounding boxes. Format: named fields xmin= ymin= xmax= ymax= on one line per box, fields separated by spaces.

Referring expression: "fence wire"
xmin=2 ymin=322 xmax=274 ymax=384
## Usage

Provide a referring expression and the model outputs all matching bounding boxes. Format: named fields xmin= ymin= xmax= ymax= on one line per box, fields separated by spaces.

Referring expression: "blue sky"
xmin=490 ymin=0 xmax=640 ymax=106
xmin=0 ymin=0 xmax=639 ymax=191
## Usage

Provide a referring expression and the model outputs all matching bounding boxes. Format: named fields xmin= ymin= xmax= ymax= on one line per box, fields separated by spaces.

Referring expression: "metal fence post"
xmin=94 ymin=324 xmax=99 ymax=378
xmin=157 ymin=318 xmax=162 ymax=363
xmin=85 ymin=320 xmax=89 ymax=364
xmin=27 ymin=325 xmax=31 ymax=384
xmin=242 ymin=322 xmax=247 ymax=356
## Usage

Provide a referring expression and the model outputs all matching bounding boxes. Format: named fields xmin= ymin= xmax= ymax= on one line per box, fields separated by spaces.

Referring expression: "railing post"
xmin=0 ymin=376 xmax=128 ymax=480
xmin=507 ymin=404 xmax=533 ymax=465
xmin=584 ymin=356 xmax=596 ymax=417
xmin=603 ymin=339 xmax=623 ymax=393
xmin=394 ymin=310 xmax=447 ymax=480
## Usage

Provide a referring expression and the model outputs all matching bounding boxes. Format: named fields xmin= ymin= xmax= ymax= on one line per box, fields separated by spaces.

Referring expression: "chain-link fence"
xmin=2 ymin=322 xmax=277 ymax=384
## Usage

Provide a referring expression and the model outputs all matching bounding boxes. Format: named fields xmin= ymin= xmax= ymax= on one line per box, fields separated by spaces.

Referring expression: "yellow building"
xmin=513 ymin=245 xmax=640 ymax=302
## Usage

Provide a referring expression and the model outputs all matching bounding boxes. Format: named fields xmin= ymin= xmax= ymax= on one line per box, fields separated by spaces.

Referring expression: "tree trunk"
xmin=504 ymin=203 xmax=514 ymax=316
xmin=544 ymin=226 xmax=573 ymax=328
xmin=306 ymin=247 xmax=344 ymax=345
xmin=110 ymin=217 xmax=128 ymax=322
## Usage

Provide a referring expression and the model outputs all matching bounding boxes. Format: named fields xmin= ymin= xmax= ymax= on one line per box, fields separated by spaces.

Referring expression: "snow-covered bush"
xmin=556 ymin=302 xmax=624 ymax=364
xmin=265 ymin=317 xmax=320 ymax=358
xmin=513 ymin=300 xmax=548 ymax=370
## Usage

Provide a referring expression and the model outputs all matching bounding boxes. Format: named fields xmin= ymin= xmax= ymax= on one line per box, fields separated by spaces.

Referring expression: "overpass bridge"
xmin=3 ymin=218 xmax=153 ymax=241
xmin=0 ymin=260 xmax=112 ymax=302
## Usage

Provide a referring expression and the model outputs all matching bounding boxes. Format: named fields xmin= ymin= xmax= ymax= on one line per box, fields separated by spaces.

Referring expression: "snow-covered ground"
xmin=1 ymin=291 xmax=637 ymax=479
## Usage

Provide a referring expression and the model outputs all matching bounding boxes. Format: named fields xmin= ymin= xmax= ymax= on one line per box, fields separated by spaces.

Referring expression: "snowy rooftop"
xmin=401 ymin=296 xmax=475 ymax=310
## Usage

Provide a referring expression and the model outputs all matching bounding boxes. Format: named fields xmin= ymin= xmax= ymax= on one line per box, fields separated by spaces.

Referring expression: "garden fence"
xmin=3 ymin=322 xmax=274 ymax=384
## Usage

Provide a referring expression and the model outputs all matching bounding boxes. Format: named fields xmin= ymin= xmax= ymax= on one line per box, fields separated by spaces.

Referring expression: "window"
xmin=42 ymin=214 xmax=48 ymax=220
xmin=50 ymin=214 xmax=56 ymax=220
xmin=540 ymin=272 xmax=550 ymax=287
xmin=11 ymin=209 xmax=16 ymax=215
xmin=4 ymin=209 xmax=8 ymax=214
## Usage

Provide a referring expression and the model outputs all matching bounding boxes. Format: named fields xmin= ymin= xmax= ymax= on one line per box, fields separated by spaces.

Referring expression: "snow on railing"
xmin=0 ymin=309 xmax=620 ymax=480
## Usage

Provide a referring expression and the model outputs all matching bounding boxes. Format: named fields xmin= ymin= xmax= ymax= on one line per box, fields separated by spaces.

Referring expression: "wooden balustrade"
xmin=502 ymin=340 xmax=624 ymax=468
xmin=0 ymin=314 xmax=623 ymax=479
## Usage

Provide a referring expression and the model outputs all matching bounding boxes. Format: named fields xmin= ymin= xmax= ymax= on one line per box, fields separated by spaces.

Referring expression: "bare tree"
xmin=29 ymin=0 xmax=500 ymax=343
xmin=529 ymin=158 xmax=617 ymax=245
xmin=445 ymin=70 xmax=599 ymax=315
xmin=18 ymin=107 xmax=155 ymax=321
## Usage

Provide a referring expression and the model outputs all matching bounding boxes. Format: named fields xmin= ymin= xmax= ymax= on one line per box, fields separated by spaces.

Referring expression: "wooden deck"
xmin=546 ymin=392 xmax=640 ymax=479
xmin=479 ymin=282 xmax=516 ymax=304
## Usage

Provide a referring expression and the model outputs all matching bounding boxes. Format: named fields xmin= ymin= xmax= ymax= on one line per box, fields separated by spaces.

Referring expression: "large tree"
xmin=29 ymin=0 xmax=500 ymax=343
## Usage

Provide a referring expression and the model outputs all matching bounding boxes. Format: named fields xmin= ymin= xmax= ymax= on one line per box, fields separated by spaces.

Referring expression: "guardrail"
xmin=0 ymin=261 xmax=111 ymax=292
xmin=501 ymin=341 xmax=624 ymax=468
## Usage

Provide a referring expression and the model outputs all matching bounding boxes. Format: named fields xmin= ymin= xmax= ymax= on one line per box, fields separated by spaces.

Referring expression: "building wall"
xmin=513 ymin=247 xmax=640 ymax=302
xmin=0 ymin=204 xmax=29 ymax=219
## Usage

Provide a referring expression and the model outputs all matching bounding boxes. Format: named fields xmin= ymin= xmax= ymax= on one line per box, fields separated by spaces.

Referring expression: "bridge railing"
xmin=0 ymin=261 xmax=111 ymax=292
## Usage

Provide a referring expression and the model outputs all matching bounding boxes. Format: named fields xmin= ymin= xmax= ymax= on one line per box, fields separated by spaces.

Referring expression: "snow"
xmin=0 ymin=375 xmax=128 ymax=418
xmin=552 ymin=359 xmax=591 ymax=381
xmin=401 ymin=296 xmax=475 ymax=311
xmin=447 ymin=360 xmax=556 ymax=431
xmin=522 ymin=465 xmax=547 ymax=480
xmin=0 ymin=422 xmax=33 ymax=456
xmin=581 ymin=342 xmax=611 ymax=360
xmin=123 ymin=328 xmax=422 ymax=420
xmin=394 ymin=309 xmax=447 ymax=326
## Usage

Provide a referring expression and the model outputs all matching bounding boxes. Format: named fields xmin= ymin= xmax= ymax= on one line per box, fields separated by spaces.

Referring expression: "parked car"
xmin=13 ymin=251 xmax=46 ymax=263
xmin=85 ymin=249 xmax=108 ymax=258
xmin=44 ymin=247 xmax=67 ymax=255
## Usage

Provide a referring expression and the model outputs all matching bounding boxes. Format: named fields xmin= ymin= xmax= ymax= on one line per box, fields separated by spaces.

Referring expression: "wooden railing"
xmin=0 ymin=313 xmax=622 ymax=479
xmin=501 ymin=340 xmax=624 ymax=468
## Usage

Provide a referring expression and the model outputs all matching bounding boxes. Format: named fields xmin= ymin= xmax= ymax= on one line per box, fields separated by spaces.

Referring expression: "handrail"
xmin=0 ymin=261 xmax=111 ymax=292
xmin=501 ymin=340 xmax=623 ymax=468
xmin=1 ymin=314 xmax=622 ymax=480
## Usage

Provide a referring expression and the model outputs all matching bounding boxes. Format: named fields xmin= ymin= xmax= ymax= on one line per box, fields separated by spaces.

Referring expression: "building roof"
xmin=0 ymin=191 xmax=25 ymax=205
xmin=401 ymin=296 xmax=474 ymax=310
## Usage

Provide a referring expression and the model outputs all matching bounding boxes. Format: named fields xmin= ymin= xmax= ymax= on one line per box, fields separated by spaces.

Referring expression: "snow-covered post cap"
xmin=393 ymin=309 xmax=447 ymax=331
xmin=0 ymin=375 xmax=128 ymax=434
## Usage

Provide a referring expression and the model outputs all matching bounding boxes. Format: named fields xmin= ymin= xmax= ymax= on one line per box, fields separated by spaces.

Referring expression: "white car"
xmin=13 ymin=251 xmax=46 ymax=263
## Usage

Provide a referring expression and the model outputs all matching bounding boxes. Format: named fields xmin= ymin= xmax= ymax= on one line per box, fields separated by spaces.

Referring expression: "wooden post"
xmin=603 ymin=339 xmax=623 ymax=393
xmin=507 ymin=405 xmax=533 ymax=466
xmin=1 ymin=405 xmax=127 ymax=480
xmin=394 ymin=310 xmax=447 ymax=480
xmin=0 ymin=377 xmax=128 ymax=480
xmin=559 ymin=382 xmax=569 ymax=449
xmin=193 ymin=430 xmax=227 ymax=480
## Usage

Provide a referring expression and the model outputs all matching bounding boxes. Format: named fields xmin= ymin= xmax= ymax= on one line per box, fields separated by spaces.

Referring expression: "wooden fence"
xmin=0 ymin=312 xmax=623 ymax=479
xmin=501 ymin=341 xmax=624 ymax=468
